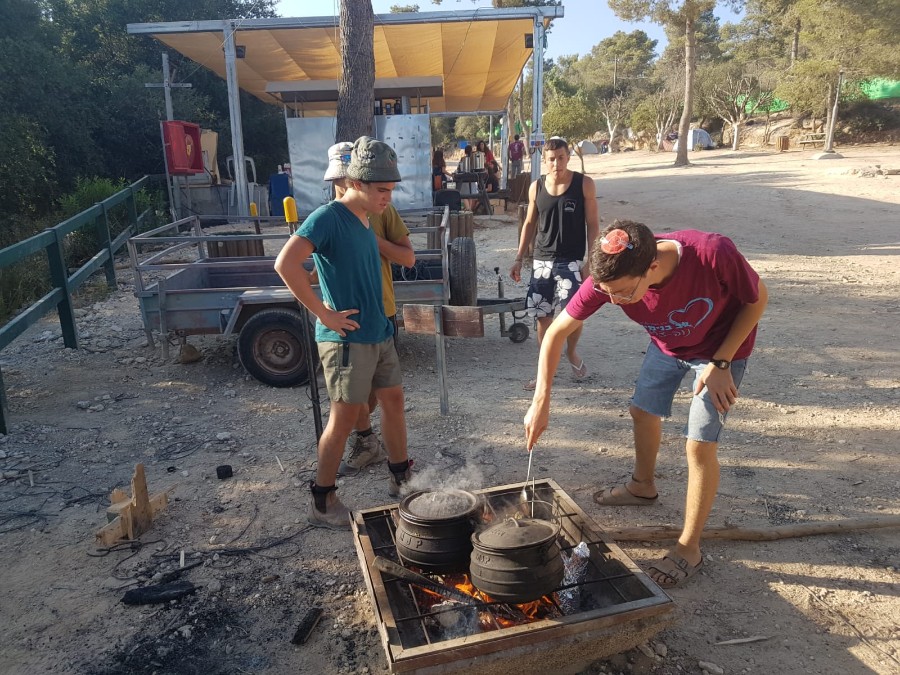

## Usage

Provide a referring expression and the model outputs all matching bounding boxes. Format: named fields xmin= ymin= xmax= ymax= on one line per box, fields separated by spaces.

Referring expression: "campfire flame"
xmin=416 ymin=573 xmax=560 ymax=632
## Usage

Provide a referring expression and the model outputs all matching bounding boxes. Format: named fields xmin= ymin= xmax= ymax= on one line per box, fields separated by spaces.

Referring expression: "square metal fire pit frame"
xmin=351 ymin=479 xmax=675 ymax=674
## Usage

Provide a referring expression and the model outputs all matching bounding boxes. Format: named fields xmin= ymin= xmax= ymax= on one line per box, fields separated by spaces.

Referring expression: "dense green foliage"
xmin=1 ymin=0 xmax=280 ymax=226
xmin=539 ymin=0 xmax=899 ymax=155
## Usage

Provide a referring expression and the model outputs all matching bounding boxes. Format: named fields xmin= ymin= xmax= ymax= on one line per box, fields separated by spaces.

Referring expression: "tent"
xmin=576 ymin=140 xmax=599 ymax=155
xmin=673 ymin=128 xmax=716 ymax=151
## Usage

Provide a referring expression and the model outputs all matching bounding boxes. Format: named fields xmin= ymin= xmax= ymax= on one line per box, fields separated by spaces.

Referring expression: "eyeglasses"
xmin=593 ymin=275 xmax=644 ymax=303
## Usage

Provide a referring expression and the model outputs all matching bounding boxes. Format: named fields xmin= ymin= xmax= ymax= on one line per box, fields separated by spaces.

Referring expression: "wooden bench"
xmin=798 ymin=132 xmax=827 ymax=147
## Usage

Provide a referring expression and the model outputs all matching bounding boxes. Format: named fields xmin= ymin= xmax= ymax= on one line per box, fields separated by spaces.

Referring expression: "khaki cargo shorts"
xmin=317 ymin=338 xmax=402 ymax=404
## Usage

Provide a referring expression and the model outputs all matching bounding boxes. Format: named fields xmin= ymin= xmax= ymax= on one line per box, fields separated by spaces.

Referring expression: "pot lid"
xmin=473 ymin=516 xmax=558 ymax=550
xmin=402 ymin=489 xmax=478 ymax=520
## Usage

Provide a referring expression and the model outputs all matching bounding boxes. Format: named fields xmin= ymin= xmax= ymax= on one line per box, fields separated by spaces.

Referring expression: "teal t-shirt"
xmin=295 ymin=201 xmax=393 ymax=344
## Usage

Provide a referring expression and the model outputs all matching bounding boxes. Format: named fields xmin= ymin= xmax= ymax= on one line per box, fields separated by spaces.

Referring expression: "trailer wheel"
xmin=508 ymin=322 xmax=530 ymax=344
xmin=238 ymin=308 xmax=314 ymax=387
xmin=449 ymin=236 xmax=477 ymax=306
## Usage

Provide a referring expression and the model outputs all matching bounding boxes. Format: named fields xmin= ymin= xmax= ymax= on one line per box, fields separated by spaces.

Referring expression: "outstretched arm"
xmin=696 ymin=279 xmax=769 ymax=412
xmin=524 ymin=309 xmax=584 ymax=449
xmin=582 ymin=176 xmax=600 ymax=278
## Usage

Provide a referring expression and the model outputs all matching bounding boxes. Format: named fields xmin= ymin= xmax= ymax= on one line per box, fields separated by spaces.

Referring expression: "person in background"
xmin=274 ymin=137 xmax=414 ymax=529
xmin=508 ymin=134 xmax=526 ymax=178
xmin=524 ymin=220 xmax=768 ymax=587
xmin=510 ymin=136 xmax=599 ymax=390
xmin=476 ymin=139 xmax=498 ymax=174
xmin=432 ymin=149 xmax=449 ymax=192
xmin=322 ymin=143 xmax=416 ymax=478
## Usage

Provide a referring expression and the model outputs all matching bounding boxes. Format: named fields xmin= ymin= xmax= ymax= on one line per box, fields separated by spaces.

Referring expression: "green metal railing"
xmin=0 ymin=176 xmax=154 ymax=433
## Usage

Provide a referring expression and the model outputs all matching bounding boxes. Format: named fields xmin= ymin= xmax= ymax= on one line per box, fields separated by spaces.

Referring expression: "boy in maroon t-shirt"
xmin=524 ymin=220 xmax=768 ymax=587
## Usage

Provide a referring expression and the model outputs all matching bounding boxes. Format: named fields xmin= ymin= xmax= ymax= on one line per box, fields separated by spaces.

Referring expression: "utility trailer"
xmin=128 ymin=208 xmax=526 ymax=413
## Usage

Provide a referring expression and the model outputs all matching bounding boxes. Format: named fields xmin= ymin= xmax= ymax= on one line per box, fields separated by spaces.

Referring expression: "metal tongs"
xmin=521 ymin=445 xmax=536 ymax=517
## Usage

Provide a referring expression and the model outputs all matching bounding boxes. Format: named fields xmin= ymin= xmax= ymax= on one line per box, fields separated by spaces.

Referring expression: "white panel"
xmin=285 ymin=116 xmax=337 ymax=215
xmin=374 ymin=114 xmax=432 ymax=212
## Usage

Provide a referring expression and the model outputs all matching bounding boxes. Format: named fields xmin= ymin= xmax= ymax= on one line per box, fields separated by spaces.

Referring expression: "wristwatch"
xmin=711 ymin=359 xmax=731 ymax=370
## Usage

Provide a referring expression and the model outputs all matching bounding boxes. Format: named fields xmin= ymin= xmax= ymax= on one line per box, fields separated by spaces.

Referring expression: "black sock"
xmin=388 ymin=459 xmax=410 ymax=477
xmin=310 ymin=482 xmax=336 ymax=512
xmin=358 ymin=428 xmax=374 ymax=438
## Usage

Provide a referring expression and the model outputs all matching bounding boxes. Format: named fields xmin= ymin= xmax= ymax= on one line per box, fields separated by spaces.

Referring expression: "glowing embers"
xmin=413 ymin=572 xmax=562 ymax=636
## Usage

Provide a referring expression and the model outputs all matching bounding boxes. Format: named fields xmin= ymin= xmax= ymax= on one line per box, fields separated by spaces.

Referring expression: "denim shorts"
xmin=525 ymin=258 xmax=583 ymax=318
xmin=631 ymin=342 xmax=747 ymax=443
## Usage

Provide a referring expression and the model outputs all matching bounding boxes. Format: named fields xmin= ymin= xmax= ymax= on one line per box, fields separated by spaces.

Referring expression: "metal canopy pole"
xmin=223 ymin=23 xmax=250 ymax=216
xmin=530 ymin=18 xmax=546 ymax=180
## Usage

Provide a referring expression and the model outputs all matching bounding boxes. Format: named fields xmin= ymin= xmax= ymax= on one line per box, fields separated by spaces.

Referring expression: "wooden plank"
xmin=401 ymin=305 xmax=484 ymax=338
xmin=129 ymin=464 xmax=153 ymax=538
xmin=106 ymin=491 xmax=168 ymax=522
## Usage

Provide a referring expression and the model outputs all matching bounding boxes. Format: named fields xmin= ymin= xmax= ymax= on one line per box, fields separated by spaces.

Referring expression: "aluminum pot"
xmin=469 ymin=506 xmax=563 ymax=604
xmin=395 ymin=489 xmax=482 ymax=574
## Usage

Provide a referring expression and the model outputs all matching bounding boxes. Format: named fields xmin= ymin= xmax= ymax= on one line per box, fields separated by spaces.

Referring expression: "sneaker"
xmin=339 ymin=432 xmax=386 ymax=476
xmin=388 ymin=460 xmax=414 ymax=497
xmin=307 ymin=490 xmax=351 ymax=530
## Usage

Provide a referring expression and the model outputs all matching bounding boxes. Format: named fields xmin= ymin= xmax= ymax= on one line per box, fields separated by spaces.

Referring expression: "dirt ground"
xmin=1 ymin=144 xmax=898 ymax=675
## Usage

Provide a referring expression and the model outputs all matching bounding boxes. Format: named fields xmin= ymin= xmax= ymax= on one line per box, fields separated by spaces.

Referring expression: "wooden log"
xmin=427 ymin=212 xmax=441 ymax=249
xmin=604 ymin=516 xmax=900 ymax=542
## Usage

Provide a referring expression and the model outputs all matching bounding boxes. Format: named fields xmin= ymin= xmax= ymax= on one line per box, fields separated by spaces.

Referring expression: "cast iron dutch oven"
xmin=395 ymin=488 xmax=482 ymax=574
xmin=469 ymin=510 xmax=564 ymax=604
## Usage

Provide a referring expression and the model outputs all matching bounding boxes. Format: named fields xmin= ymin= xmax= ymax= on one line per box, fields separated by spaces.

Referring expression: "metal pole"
xmin=823 ymin=69 xmax=844 ymax=153
xmin=161 ymin=53 xmax=181 ymax=218
xmin=223 ymin=24 xmax=250 ymax=216
xmin=530 ymin=19 xmax=546 ymax=180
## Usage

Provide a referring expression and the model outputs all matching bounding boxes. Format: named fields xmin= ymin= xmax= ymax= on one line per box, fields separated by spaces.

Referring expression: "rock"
xmin=216 ymin=432 xmax=232 ymax=442
xmin=637 ymin=643 xmax=657 ymax=659
xmin=204 ymin=579 xmax=222 ymax=593
xmin=699 ymin=661 xmax=724 ymax=675
xmin=76 ymin=401 xmax=92 ymax=410
xmin=653 ymin=641 xmax=667 ymax=657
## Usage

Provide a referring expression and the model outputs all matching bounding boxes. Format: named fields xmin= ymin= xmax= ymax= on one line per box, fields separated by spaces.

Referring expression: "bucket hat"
xmin=323 ymin=142 xmax=353 ymax=181
xmin=347 ymin=136 xmax=402 ymax=183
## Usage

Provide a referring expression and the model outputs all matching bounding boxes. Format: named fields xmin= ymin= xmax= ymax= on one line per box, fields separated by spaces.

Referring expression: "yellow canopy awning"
xmin=128 ymin=8 xmax=562 ymax=114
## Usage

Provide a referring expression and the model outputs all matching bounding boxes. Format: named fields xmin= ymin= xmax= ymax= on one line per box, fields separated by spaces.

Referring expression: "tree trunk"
xmin=674 ymin=15 xmax=696 ymax=167
xmin=822 ymin=81 xmax=833 ymax=135
xmin=517 ymin=72 xmax=528 ymax=147
xmin=790 ymin=18 xmax=800 ymax=68
xmin=336 ymin=0 xmax=374 ymax=144
xmin=732 ymin=121 xmax=739 ymax=150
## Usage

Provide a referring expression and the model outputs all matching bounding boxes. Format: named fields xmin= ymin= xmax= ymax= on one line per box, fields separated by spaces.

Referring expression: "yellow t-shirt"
xmin=368 ymin=204 xmax=410 ymax=317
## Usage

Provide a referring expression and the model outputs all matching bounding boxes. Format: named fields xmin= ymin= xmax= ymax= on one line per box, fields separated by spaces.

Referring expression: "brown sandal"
xmin=646 ymin=552 xmax=704 ymax=588
xmin=593 ymin=483 xmax=658 ymax=506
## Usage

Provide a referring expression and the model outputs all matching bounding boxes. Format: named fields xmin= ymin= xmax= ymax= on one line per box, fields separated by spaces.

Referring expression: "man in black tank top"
xmin=510 ymin=138 xmax=600 ymax=390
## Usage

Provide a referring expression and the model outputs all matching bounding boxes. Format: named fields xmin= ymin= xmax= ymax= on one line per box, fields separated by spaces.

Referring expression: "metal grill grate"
xmin=352 ymin=479 xmax=675 ymax=674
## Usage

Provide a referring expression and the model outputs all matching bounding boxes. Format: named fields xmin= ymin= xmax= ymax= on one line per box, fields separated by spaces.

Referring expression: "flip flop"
xmin=570 ymin=359 xmax=588 ymax=380
xmin=646 ymin=552 xmax=704 ymax=588
xmin=593 ymin=483 xmax=658 ymax=506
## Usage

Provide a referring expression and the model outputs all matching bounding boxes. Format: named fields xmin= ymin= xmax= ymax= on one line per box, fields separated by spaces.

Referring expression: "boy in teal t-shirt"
xmin=275 ymin=137 xmax=413 ymax=530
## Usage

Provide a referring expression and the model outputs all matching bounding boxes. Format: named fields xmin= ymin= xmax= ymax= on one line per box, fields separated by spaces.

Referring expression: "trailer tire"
xmin=449 ymin=237 xmax=477 ymax=306
xmin=238 ymin=308 xmax=315 ymax=387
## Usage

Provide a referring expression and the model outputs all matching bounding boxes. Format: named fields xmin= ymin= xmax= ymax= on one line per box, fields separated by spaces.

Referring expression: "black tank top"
xmin=533 ymin=172 xmax=587 ymax=261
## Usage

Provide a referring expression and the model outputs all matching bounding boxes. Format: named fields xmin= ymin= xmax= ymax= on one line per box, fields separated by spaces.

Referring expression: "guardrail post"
xmin=0 ymin=366 xmax=8 ymax=435
xmin=98 ymin=203 xmax=117 ymax=288
xmin=128 ymin=185 xmax=139 ymax=230
xmin=46 ymin=229 xmax=79 ymax=349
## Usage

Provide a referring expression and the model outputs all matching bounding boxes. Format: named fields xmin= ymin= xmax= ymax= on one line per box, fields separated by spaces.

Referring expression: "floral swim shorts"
xmin=525 ymin=258 xmax=583 ymax=318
